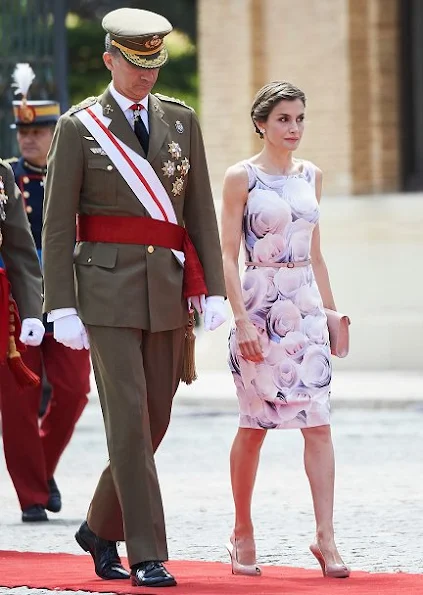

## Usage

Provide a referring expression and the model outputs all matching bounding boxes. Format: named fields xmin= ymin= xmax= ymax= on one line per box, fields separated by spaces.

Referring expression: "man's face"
xmin=103 ymin=51 xmax=159 ymax=101
xmin=16 ymin=126 xmax=54 ymax=166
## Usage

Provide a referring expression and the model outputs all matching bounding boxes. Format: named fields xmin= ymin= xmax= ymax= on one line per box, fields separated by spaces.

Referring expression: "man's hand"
xmin=20 ymin=318 xmax=45 ymax=347
xmin=189 ymin=295 xmax=228 ymax=330
xmin=53 ymin=314 xmax=89 ymax=350
xmin=204 ymin=296 xmax=227 ymax=331
xmin=189 ymin=295 xmax=206 ymax=315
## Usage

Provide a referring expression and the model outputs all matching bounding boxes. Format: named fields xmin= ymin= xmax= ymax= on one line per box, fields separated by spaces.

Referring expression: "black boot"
xmin=22 ymin=505 xmax=48 ymax=522
xmin=46 ymin=477 xmax=62 ymax=513
xmin=75 ymin=520 xmax=130 ymax=580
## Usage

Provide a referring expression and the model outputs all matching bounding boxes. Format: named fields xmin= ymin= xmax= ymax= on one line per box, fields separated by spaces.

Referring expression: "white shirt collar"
xmin=109 ymin=83 xmax=149 ymax=113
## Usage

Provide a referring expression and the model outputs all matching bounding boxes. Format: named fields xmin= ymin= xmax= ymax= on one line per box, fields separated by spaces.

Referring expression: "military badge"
xmin=168 ymin=141 xmax=182 ymax=160
xmin=0 ymin=176 xmax=9 ymax=221
xmin=18 ymin=103 xmax=36 ymax=124
xmin=162 ymin=160 xmax=176 ymax=177
xmin=177 ymin=157 xmax=190 ymax=176
xmin=172 ymin=176 xmax=184 ymax=196
xmin=145 ymin=35 xmax=162 ymax=49
xmin=175 ymin=120 xmax=184 ymax=134
xmin=104 ymin=104 xmax=114 ymax=115
xmin=90 ymin=147 xmax=108 ymax=156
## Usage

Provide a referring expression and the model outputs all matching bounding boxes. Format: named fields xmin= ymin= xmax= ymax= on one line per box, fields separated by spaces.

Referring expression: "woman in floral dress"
xmin=221 ymin=81 xmax=349 ymax=578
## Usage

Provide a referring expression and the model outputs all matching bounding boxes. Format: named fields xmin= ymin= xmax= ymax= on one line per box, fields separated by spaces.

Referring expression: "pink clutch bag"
xmin=324 ymin=308 xmax=351 ymax=358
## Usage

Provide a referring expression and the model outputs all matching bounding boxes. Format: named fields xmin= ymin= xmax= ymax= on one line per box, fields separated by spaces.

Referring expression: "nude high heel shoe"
xmin=309 ymin=543 xmax=350 ymax=578
xmin=225 ymin=536 xmax=262 ymax=576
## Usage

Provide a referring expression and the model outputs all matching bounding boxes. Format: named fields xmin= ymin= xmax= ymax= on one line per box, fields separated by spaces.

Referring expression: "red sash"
xmin=76 ymin=215 xmax=208 ymax=298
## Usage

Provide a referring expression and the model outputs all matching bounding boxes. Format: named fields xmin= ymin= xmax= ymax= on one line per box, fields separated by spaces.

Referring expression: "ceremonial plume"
xmin=11 ymin=63 xmax=35 ymax=99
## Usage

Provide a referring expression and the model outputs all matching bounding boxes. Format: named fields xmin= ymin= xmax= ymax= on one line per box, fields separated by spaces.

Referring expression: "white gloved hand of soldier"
xmin=20 ymin=318 xmax=45 ymax=347
xmin=189 ymin=295 xmax=227 ymax=331
xmin=53 ymin=314 xmax=89 ymax=350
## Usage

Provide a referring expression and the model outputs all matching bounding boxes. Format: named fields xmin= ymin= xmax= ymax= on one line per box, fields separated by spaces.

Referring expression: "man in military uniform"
xmin=0 ymin=158 xmax=44 ymax=385
xmin=43 ymin=7 xmax=227 ymax=588
xmin=0 ymin=71 xmax=91 ymax=523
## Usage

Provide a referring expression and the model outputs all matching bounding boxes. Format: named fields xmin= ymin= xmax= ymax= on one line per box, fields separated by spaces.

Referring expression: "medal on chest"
xmin=0 ymin=175 xmax=9 ymax=221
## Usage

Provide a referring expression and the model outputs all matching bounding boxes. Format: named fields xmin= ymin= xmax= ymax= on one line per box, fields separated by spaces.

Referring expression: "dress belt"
xmin=245 ymin=259 xmax=311 ymax=268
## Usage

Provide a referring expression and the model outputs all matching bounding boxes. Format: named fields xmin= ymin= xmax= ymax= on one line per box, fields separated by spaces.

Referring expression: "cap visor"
xmin=120 ymin=47 xmax=168 ymax=68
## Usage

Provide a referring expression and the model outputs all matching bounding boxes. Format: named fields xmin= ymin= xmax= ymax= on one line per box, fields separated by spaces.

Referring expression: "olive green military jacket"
xmin=42 ymin=86 xmax=225 ymax=332
xmin=0 ymin=160 xmax=42 ymax=320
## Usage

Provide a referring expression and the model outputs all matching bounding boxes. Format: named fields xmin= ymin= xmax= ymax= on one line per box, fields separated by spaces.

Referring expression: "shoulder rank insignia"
xmin=67 ymin=96 xmax=98 ymax=116
xmin=154 ymin=93 xmax=194 ymax=111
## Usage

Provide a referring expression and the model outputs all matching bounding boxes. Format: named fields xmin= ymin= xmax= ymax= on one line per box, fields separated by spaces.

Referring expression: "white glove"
xmin=204 ymin=295 xmax=227 ymax=331
xmin=20 ymin=318 xmax=45 ymax=347
xmin=53 ymin=314 xmax=89 ymax=350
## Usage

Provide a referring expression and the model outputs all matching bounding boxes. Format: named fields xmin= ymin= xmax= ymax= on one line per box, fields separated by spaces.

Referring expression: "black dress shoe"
xmin=75 ymin=520 xmax=130 ymax=580
xmin=131 ymin=561 xmax=177 ymax=587
xmin=46 ymin=477 xmax=62 ymax=513
xmin=22 ymin=505 xmax=48 ymax=522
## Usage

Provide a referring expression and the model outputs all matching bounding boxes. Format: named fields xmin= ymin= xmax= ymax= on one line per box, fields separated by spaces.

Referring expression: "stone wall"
xmin=198 ymin=0 xmax=400 ymax=196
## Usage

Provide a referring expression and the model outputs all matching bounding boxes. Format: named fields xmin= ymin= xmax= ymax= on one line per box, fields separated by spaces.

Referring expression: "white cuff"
xmin=206 ymin=295 xmax=225 ymax=303
xmin=47 ymin=307 xmax=78 ymax=322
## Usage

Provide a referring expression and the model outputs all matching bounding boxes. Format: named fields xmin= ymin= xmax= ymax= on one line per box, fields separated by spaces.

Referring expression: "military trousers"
xmin=0 ymin=335 xmax=90 ymax=510
xmin=85 ymin=324 xmax=185 ymax=567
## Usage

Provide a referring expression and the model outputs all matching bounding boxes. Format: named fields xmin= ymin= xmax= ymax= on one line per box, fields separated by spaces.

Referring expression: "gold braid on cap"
xmin=111 ymin=39 xmax=163 ymax=56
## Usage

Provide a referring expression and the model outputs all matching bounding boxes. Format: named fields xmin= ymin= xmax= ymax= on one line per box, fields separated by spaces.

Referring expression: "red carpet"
xmin=1 ymin=550 xmax=422 ymax=594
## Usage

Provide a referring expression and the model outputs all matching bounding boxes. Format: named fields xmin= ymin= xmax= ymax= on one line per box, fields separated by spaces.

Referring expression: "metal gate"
xmin=0 ymin=0 xmax=68 ymax=158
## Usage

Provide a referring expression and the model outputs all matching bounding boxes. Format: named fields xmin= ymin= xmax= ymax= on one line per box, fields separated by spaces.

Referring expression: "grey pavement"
xmin=1 ymin=370 xmax=423 ymax=595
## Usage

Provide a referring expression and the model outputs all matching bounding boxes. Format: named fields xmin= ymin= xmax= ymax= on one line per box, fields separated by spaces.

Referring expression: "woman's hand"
xmin=235 ymin=319 xmax=264 ymax=362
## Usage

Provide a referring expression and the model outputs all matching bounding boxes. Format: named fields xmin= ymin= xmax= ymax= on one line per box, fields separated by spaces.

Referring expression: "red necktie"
xmin=129 ymin=104 xmax=149 ymax=155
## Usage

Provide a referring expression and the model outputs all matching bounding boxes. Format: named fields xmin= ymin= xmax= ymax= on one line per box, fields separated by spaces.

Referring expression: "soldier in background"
xmin=0 ymin=159 xmax=44 ymax=355
xmin=0 ymin=64 xmax=91 ymax=523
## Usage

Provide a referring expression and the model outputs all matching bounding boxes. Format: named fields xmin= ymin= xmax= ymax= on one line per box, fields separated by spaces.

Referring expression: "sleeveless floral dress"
xmin=228 ymin=160 xmax=332 ymax=429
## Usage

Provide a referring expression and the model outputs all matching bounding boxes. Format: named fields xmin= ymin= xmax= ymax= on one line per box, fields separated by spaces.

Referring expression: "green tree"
xmin=68 ymin=0 xmax=197 ymax=40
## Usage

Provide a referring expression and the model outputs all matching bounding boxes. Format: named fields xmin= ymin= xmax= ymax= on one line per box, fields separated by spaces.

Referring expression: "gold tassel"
xmin=7 ymin=302 xmax=40 ymax=388
xmin=7 ymin=335 xmax=40 ymax=388
xmin=181 ymin=309 xmax=197 ymax=385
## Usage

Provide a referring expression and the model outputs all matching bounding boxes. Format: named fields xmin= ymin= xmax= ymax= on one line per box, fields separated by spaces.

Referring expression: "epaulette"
xmin=67 ymin=96 xmax=98 ymax=116
xmin=4 ymin=157 xmax=18 ymax=164
xmin=154 ymin=93 xmax=193 ymax=111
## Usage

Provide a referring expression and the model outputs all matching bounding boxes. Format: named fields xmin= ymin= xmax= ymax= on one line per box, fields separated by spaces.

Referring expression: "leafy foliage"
xmin=68 ymin=0 xmax=197 ymax=40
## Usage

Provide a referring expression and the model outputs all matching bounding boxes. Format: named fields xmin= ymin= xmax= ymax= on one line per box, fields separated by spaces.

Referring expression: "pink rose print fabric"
xmin=228 ymin=161 xmax=331 ymax=429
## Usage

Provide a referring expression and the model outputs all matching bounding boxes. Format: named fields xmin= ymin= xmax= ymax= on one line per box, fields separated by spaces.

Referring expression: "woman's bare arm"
xmin=221 ymin=164 xmax=263 ymax=362
xmin=311 ymin=168 xmax=337 ymax=311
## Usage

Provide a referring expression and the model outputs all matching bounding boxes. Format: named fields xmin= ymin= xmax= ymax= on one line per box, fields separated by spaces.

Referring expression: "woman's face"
xmin=259 ymin=98 xmax=305 ymax=152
